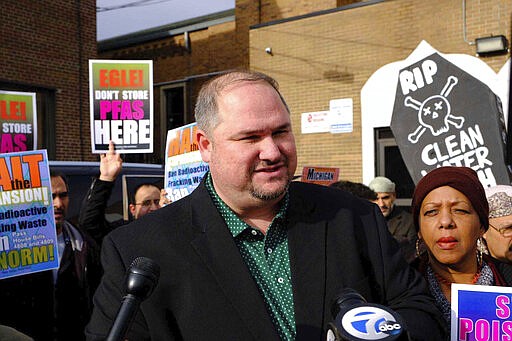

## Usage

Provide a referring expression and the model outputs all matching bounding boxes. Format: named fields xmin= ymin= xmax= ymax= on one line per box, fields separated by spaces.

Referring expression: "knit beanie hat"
xmin=411 ymin=166 xmax=489 ymax=231
xmin=485 ymin=185 xmax=512 ymax=219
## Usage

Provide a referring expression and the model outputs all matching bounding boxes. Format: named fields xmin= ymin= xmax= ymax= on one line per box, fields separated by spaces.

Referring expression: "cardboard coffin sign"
xmin=391 ymin=52 xmax=510 ymax=187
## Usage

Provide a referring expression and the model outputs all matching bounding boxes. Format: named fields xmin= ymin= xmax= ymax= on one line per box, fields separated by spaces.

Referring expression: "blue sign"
xmin=451 ymin=284 xmax=512 ymax=341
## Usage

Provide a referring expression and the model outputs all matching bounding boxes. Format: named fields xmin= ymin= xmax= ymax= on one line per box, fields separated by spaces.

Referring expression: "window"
xmin=163 ymin=85 xmax=185 ymax=132
xmin=0 ymin=82 xmax=56 ymax=158
xmin=375 ymin=127 xmax=414 ymax=207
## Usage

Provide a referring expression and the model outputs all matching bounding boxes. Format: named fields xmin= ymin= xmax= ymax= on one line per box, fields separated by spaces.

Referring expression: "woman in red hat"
xmin=412 ymin=166 xmax=512 ymax=324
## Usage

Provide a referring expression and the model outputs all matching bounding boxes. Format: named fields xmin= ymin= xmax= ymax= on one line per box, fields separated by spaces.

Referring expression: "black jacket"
xmin=387 ymin=206 xmax=417 ymax=263
xmin=0 ymin=222 xmax=102 ymax=341
xmin=79 ymin=178 xmax=126 ymax=245
xmin=86 ymin=181 xmax=446 ymax=340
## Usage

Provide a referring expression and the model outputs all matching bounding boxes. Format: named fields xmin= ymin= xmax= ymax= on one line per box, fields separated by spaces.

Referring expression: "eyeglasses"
xmin=135 ymin=199 xmax=160 ymax=208
xmin=489 ymin=223 xmax=512 ymax=238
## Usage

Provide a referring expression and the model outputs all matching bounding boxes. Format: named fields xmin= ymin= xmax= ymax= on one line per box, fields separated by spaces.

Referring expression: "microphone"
xmin=106 ymin=256 xmax=160 ymax=341
xmin=326 ymin=288 xmax=407 ymax=341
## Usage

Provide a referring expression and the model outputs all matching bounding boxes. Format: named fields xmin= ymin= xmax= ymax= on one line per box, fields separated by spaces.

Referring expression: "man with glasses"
xmin=129 ymin=183 xmax=162 ymax=219
xmin=484 ymin=185 xmax=512 ymax=264
xmin=79 ymin=141 xmax=168 ymax=244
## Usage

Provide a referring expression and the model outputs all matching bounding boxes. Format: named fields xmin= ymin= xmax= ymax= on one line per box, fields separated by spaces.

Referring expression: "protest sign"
xmin=0 ymin=150 xmax=58 ymax=280
xmin=0 ymin=90 xmax=37 ymax=153
xmin=451 ymin=283 xmax=512 ymax=341
xmin=361 ymin=41 xmax=509 ymax=185
xmin=301 ymin=166 xmax=339 ymax=186
xmin=164 ymin=122 xmax=209 ymax=202
xmin=89 ymin=59 xmax=153 ymax=153
xmin=390 ymin=51 xmax=510 ymax=187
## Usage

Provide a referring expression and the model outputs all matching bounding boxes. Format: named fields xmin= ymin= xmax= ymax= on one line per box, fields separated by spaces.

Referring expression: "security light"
xmin=475 ymin=35 xmax=509 ymax=56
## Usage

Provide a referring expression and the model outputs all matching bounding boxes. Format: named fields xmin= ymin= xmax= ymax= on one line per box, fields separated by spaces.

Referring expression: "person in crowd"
xmin=412 ymin=166 xmax=512 ymax=325
xmin=86 ymin=70 xmax=446 ymax=340
xmin=129 ymin=183 xmax=163 ymax=220
xmin=369 ymin=176 xmax=416 ymax=242
xmin=0 ymin=171 xmax=102 ymax=341
xmin=483 ymin=185 xmax=512 ymax=264
xmin=369 ymin=176 xmax=417 ymax=263
xmin=331 ymin=179 xmax=416 ymax=262
xmin=329 ymin=179 xmax=377 ymax=201
xmin=79 ymin=141 xmax=169 ymax=244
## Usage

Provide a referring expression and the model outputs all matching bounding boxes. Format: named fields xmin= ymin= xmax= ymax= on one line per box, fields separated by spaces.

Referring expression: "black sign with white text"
xmin=391 ymin=52 xmax=511 ymax=186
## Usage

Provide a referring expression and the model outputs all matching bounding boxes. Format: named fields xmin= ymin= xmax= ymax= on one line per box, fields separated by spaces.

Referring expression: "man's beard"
xmin=250 ymin=177 xmax=291 ymax=201
xmin=382 ymin=203 xmax=395 ymax=218
xmin=247 ymin=156 xmax=295 ymax=201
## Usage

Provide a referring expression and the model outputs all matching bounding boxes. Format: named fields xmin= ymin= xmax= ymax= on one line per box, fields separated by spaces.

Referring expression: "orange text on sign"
xmin=0 ymin=154 xmax=44 ymax=191
xmin=167 ymin=125 xmax=199 ymax=157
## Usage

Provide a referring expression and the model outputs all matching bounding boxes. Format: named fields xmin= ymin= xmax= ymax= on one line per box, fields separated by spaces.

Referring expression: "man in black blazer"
xmin=86 ymin=70 xmax=446 ymax=340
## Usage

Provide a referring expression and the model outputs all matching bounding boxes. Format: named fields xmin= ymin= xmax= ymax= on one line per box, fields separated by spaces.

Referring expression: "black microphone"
xmin=106 ymin=256 xmax=160 ymax=341
xmin=326 ymin=288 xmax=407 ymax=341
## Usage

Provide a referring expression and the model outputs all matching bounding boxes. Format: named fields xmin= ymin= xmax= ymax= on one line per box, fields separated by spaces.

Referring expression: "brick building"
xmin=248 ymin=0 xmax=511 ymax=199
xmin=1 ymin=0 xmax=510 ymax=197
xmin=1 ymin=0 xmax=97 ymax=160
xmin=97 ymin=0 xmax=363 ymax=163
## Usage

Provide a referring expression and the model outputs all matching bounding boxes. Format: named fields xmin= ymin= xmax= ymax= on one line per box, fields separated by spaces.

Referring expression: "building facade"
xmin=1 ymin=0 xmax=97 ymax=160
xmin=1 ymin=0 xmax=510 ymax=197
xmin=249 ymin=0 xmax=511 ymax=199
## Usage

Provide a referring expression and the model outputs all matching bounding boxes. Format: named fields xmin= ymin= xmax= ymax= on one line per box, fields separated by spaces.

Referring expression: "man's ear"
xmin=129 ymin=204 xmax=136 ymax=216
xmin=197 ymin=128 xmax=212 ymax=163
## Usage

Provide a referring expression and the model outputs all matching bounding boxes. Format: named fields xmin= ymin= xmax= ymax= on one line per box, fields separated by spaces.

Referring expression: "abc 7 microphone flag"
xmin=327 ymin=289 xmax=405 ymax=341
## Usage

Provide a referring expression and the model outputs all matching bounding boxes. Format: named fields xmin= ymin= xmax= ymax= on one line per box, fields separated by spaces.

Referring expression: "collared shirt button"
xmin=277 ymin=277 xmax=284 ymax=284
xmin=251 ymin=230 xmax=258 ymax=236
xmin=267 ymin=248 xmax=272 ymax=254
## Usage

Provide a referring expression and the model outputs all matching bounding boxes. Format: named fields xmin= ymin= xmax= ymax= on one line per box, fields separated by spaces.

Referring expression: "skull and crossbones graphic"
xmin=405 ymin=75 xmax=465 ymax=144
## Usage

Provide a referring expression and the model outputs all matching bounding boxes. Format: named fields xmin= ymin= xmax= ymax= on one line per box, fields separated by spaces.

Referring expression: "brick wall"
xmin=0 ymin=0 xmax=97 ymax=161
xmin=101 ymin=21 xmax=242 ymax=82
xmin=235 ymin=0 xmax=354 ymax=67
xmin=2 ymin=0 xmax=509 ymax=167
xmin=250 ymin=0 xmax=511 ymax=181
xmin=99 ymin=0 xmax=364 ymax=160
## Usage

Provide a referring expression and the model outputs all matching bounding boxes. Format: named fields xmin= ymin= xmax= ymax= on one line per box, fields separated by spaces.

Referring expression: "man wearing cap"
xmin=369 ymin=176 xmax=416 ymax=262
xmin=484 ymin=185 xmax=512 ymax=264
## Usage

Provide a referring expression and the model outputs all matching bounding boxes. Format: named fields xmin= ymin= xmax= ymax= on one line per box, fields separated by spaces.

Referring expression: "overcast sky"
xmin=97 ymin=0 xmax=235 ymax=41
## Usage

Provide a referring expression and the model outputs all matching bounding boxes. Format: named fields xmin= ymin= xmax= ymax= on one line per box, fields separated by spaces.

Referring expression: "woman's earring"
xmin=416 ymin=238 xmax=422 ymax=258
xmin=476 ymin=237 xmax=484 ymax=266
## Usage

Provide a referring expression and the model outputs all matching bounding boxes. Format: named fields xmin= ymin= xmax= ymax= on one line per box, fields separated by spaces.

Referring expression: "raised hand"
xmin=99 ymin=141 xmax=123 ymax=182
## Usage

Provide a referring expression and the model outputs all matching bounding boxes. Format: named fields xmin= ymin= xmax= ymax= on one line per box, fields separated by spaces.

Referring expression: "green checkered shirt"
xmin=205 ymin=173 xmax=296 ymax=340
